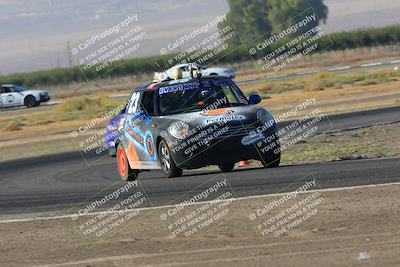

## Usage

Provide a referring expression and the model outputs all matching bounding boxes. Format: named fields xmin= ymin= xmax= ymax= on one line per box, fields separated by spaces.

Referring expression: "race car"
xmin=116 ymin=67 xmax=280 ymax=181
xmin=0 ymin=84 xmax=50 ymax=108
xmin=154 ymin=63 xmax=235 ymax=82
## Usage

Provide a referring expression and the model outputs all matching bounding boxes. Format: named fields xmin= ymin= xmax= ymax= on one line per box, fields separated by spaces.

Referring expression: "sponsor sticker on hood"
xmin=205 ymin=114 xmax=246 ymax=124
xmin=200 ymin=109 xmax=232 ymax=116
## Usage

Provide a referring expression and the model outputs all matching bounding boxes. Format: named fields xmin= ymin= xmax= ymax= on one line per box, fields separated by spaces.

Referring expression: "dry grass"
xmin=0 ymin=95 xmax=124 ymax=140
xmin=260 ymin=81 xmax=400 ymax=119
xmin=235 ymin=44 xmax=400 ymax=81
xmin=1 ymin=119 xmax=26 ymax=132
xmin=1 ymin=68 xmax=399 ymax=142
xmin=35 ymin=44 xmax=400 ymax=100
xmin=39 ymin=73 xmax=151 ymax=99
xmin=243 ymin=70 xmax=400 ymax=96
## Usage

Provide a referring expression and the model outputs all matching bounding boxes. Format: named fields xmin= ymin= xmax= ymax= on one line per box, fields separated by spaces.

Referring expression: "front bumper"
xmin=170 ymin=122 xmax=278 ymax=169
xmin=40 ymin=94 xmax=50 ymax=102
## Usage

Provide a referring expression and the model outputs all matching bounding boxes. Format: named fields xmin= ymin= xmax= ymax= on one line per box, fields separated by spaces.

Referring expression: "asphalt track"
xmin=0 ymin=106 xmax=399 ymax=217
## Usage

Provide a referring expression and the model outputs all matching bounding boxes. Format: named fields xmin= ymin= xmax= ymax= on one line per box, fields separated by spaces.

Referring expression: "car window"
xmin=221 ymin=85 xmax=243 ymax=105
xmin=229 ymin=85 xmax=248 ymax=104
xmin=12 ymin=86 xmax=25 ymax=92
xmin=2 ymin=87 xmax=11 ymax=93
xmin=127 ymin=92 xmax=141 ymax=114
xmin=141 ymin=91 xmax=155 ymax=116
xmin=158 ymin=80 xmax=246 ymax=115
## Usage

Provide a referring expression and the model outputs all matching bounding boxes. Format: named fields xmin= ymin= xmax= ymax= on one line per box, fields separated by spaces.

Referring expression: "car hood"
xmin=23 ymin=90 xmax=47 ymax=95
xmin=159 ymin=105 xmax=266 ymax=128
xmin=203 ymin=67 xmax=230 ymax=72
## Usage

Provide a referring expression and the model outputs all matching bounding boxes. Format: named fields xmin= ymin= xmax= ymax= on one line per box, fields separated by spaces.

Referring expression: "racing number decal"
xmin=127 ymin=92 xmax=140 ymax=114
xmin=6 ymin=94 xmax=14 ymax=103
xmin=146 ymin=136 xmax=154 ymax=157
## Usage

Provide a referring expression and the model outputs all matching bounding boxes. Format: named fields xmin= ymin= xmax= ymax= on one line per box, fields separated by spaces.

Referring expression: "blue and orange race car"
xmin=115 ymin=69 xmax=280 ymax=181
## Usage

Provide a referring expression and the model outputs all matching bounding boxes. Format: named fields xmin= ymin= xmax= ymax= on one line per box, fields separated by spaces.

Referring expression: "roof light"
xmin=171 ymin=67 xmax=183 ymax=80
xmin=188 ymin=63 xmax=202 ymax=79
xmin=153 ymin=72 xmax=169 ymax=82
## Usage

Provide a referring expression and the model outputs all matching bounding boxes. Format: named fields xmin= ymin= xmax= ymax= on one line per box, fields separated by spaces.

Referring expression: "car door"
xmin=137 ymin=91 xmax=157 ymax=162
xmin=1 ymin=86 xmax=22 ymax=107
xmin=1 ymin=86 xmax=15 ymax=107
xmin=10 ymin=86 xmax=24 ymax=106
xmin=0 ymin=87 xmax=4 ymax=107
xmin=124 ymin=91 xmax=158 ymax=168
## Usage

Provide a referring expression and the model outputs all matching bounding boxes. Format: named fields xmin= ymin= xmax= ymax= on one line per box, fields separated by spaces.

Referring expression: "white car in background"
xmin=155 ymin=63 xmax=236 ymax=81
xmin=0 ymin=84 xmax=50 ymax=108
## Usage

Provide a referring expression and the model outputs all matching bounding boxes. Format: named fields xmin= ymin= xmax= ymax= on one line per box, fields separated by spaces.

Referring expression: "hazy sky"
xmin=0 ymin=0 xmax=399 ymax=75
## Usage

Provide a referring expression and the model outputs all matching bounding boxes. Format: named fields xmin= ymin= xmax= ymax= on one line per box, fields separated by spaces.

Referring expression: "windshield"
xmin=13 ymin=86 xmax=25 ymax=92
xmin=158 ymin=80 xmax=248 ymax=115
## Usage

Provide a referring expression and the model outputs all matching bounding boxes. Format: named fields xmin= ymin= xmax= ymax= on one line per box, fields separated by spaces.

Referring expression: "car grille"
xmin=216 ymin=124 xmax=257 ymax=138
xmin=40 ymin=93 xmax=49 ymax=101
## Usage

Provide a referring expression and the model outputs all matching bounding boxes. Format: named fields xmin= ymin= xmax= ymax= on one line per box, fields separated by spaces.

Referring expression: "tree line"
xmin=2 ymin=0 xmax=400 ymax=87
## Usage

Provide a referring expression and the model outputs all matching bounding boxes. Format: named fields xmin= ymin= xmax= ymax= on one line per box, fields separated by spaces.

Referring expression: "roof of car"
xmin=132 ymin=76 xmax=230 ymax=92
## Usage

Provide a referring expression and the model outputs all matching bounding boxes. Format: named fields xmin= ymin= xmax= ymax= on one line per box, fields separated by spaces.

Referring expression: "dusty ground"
xmin=1 ymin=184 xmax=399 ymax=266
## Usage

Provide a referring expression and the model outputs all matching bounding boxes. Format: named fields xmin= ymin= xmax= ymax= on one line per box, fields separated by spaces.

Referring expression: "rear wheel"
xmin=218 ymin=163 xmax=235 ymax=172
xmin=158 ymin=139 xmax=182 ymax=178
xmin=24 ymin=95 xmax=38 ymax=108
xmin=117 ymin=144 xmax=139 ymax=181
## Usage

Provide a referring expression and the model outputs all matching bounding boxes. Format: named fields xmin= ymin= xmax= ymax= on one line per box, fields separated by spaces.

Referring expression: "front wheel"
xmin=158 ymin=139 xmax=182 ymax=178
xmin=117 ymin=144 xmax=139 ymax=181
xmin=24 ymin=95 xmax=38 ymax=108
xmin=218 ymin=163 xmax=235 ymax=172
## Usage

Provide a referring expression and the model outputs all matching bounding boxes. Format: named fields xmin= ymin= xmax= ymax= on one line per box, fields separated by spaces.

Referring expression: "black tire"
xmin=117 ymin=144 xmax=139 ymax=181
xmin=24 ymin=95 xmax=38 ymax=108
xmin=218 ymin=163 xmax=235 ymax=172
xmin=158 ymin=139 xmax=182 ymax=178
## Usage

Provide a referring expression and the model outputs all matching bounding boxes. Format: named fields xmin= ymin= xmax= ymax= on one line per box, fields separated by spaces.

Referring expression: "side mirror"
xmin=248 ymin=94 xmax=262 ymax=105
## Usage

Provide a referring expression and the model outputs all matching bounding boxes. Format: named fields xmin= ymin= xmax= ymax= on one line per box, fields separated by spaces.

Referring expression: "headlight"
xmin=257 ymin=109 xmax=275 ymax=124
xmin=168 ymin=121 xmax=189 ymax=139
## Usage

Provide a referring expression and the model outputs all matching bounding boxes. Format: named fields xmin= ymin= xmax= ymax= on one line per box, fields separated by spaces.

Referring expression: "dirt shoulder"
xmin=1 ymin=184 xmax=399 ymax=267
